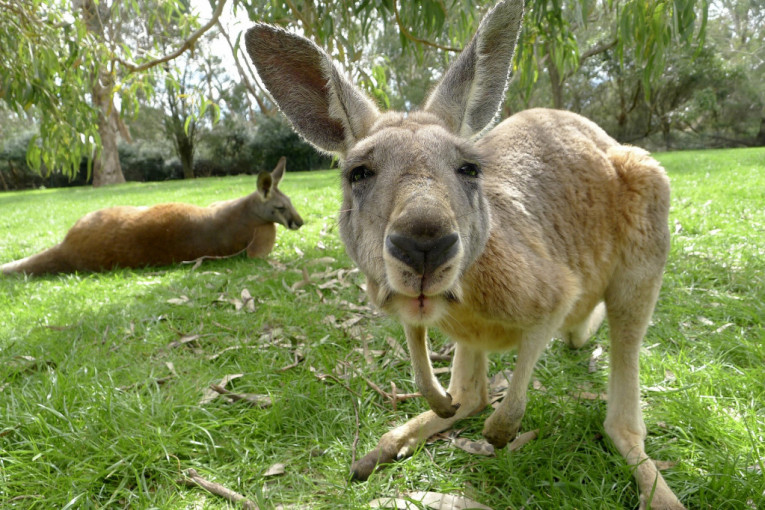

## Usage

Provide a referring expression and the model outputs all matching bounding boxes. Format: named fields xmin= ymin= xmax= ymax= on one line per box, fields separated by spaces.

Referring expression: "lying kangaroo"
xmin=245 ymin=2 xmax=682 ymax=508
xmin=1 ymin=157 xmax=303 ymax=276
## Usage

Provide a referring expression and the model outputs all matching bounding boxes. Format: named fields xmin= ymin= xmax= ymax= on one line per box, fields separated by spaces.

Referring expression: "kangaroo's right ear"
xmin=271 ymin=156 xmax=286 ymax=187
xmin=245 ymin=25 xmax=380 ymax=157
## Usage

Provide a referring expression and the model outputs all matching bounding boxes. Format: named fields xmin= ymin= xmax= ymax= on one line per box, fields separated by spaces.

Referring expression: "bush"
xmin=249 ymin=114 xmax=331 ymax=172
xmin=118 ymin=141 xmax=181 ymax=182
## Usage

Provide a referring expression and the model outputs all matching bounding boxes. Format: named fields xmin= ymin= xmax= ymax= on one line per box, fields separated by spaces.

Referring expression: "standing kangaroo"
xmin=245 ymin=1 xmax=682 ymax=508
xmin=1 ymin=157 xmax=303 ymax=276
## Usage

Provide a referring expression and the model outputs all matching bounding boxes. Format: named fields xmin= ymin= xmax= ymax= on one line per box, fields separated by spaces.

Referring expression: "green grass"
xmin=1 ymin=148 xmax=764 ymax=509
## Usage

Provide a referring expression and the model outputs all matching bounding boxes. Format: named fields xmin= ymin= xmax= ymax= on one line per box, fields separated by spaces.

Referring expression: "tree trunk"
xmin=547 ymin=63 xmax=563 ymax=110
xmin=75 ymin=0 xmax=126 ymax=187
xmin=178 ymin=133 xmax=195 ymax=179
xmin=91 ymin=74 xmax=126 ymax=187
xmin=755 ymin=115 xmax=765 ymax=147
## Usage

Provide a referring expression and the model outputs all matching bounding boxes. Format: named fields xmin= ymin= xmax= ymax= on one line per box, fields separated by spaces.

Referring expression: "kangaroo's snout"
xmin=386 ymin=232 xmax=459 ymax=276
xmin=288 ymin=216 xmax=304 ymax=230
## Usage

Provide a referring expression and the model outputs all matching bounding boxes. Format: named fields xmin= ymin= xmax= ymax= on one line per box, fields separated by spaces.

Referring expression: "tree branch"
xmin=215 ymin=20 xmax=271 ymax=116
xmin=392 ymin=0 xmax=461 ymax=53
xmin=117 ymin=0 xmax=227 ymax=74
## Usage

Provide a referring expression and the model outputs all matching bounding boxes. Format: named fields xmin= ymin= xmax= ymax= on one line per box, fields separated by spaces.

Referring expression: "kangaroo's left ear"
xmin=271 ymin=156 xmax=286 ymax=187
xmin=257 ymin=171 xmax=273 ymax=198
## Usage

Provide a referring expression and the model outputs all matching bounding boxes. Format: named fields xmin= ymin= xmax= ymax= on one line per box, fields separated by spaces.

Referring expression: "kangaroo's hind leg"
xmin=604 ymin=270 xmax=684 ymax=510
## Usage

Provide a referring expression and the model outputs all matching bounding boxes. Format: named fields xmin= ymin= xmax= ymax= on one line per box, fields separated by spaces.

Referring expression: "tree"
xmin=161 ymin=47 xmax=224 ymax=179
xmin=0 ymin=0 xmax=227 ymax=186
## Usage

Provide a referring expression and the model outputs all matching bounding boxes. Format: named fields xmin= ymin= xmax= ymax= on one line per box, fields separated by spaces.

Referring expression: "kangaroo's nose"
xmin=385 ymin=232 xmax=459 ymax=275
xmin=290 ymin=217 xmax=304 ymax=230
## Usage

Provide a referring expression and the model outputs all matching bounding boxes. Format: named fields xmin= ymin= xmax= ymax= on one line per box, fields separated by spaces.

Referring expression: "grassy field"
xmin=1 ymin=148 xmax=763 ymax=509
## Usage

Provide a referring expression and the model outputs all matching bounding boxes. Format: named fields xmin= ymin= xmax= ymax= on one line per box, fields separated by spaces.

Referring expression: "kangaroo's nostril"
xmin=386 ymin=232 xmax=459 ymax=275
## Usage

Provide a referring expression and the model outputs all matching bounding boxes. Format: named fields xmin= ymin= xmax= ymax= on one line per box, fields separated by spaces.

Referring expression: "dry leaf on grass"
xmin=209 ymin=385 xmax=272 ymax=408
xmin=305 ymin=256 xmax=336 ymax=267
xmin=588 ymin=346 xmax=604 ymax=373
xmin=166 ymin=295 xmax=190 ymax=305
xmin=199 ymin=374 xmax=243 ymax=404
xmin=488 ymin=370 xmax=513 ymax=394
xmin=370 ymin=491 xmax=492 ymax=510
xmin=241 ymin=289 xmax=256 ymax=312
xmin=167 ymin=334 xmax=202 ymax=349
xmin=385 ymin=336 xmax=407 ymax=359
xmin=290 ymin=268 xmax=312 ymax=291
xmin=571 ymin=384 xmax=607 ymax=401
xmin=263 ymin=463 xmax=286 ymax=477
xmin=507 ymin=429 xmax=539 ymax=451
xmin=452 ymin=437 xmax=495 ymax=456
xmin=206 ymin=345 xmax=260 ymax=361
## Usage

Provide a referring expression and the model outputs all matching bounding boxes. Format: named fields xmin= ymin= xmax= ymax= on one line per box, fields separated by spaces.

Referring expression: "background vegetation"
xmin=1 ymin=148 xmax=763 ymax=508
xmin=1 ymin=0 xmax=763 ymax=190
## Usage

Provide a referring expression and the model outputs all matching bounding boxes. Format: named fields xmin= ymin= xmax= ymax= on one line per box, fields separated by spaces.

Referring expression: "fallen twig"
xmin=178 ymin=468 xmax=257 ymax=509
xmin=277 ymin=351 xmax=305 ymax=372
xmin=314 ymin=372 xmax=388 ymax=412
xmin=355 ymin=372 xmax=421 ymax=411
xmin=350 ymin=394 xmax=360 ymax=466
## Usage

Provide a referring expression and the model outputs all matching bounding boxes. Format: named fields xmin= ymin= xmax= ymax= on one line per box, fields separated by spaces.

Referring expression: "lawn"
xmin=1 ymin=148 xmax=763 ymax=509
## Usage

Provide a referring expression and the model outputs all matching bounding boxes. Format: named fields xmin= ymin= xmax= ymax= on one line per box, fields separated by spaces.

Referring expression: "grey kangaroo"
xmin=244 ymin=1 xmax=682 ymax=508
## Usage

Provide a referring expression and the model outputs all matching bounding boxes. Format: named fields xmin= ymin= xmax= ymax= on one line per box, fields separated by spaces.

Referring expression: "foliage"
xmin=0 ymin=0 xmax=100 ymax=177
xmin=0 ymin=0 xmax=226 ymax=184
xmin=2 ymin=0 xmax=761 ymax=187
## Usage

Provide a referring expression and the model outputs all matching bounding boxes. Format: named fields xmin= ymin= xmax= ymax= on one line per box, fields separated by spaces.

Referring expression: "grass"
xmin=1 ymin=147 xmax=763 ymax=509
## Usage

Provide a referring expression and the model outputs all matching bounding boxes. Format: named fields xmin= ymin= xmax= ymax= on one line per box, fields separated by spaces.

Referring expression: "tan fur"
xmin=245 ymin=2 xmax=683 ymax=508
xmin=1 ymin=157 xmax=303 ymax=276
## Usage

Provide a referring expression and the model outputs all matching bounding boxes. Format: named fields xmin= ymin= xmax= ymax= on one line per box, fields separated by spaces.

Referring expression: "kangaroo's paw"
xmin=639 ymin=492 xmax=686 ymax=510
xmin=426 ymin=391 xmax=460 ymax=419
xmin=350 ymin=426 xmax=421 ymax=481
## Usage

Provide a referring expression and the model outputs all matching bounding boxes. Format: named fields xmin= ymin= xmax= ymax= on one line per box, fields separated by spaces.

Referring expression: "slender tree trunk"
xmin=548 ymin=64 xmax=564 ymax=110
xmin=75 ymin=0 xmax=127 ymax=187
xmin=91 ymin=74 xmax=126 ymax=187
xmin=178 ymin=134 xmax=195 ymax=179
xmin=545 ymin=43 xmax=564 ymax=109
xmin=755 ymin=114 xmax=765 ymax=147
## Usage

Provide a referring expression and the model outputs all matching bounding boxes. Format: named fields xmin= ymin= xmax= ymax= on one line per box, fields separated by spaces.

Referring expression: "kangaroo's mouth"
xmin=376 ymin=287 xmax=461 ymax=326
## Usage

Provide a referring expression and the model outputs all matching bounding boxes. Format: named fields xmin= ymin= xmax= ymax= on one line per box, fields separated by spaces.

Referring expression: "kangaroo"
xmin=1 ymin=157 xmax=303 ymax=276
xmin=244 ymin=2 xmax=683 ymax=508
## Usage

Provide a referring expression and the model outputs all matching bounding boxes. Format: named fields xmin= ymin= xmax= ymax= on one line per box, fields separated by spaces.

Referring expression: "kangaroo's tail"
xmin=1 ymin=245 xmax=74 ymax=276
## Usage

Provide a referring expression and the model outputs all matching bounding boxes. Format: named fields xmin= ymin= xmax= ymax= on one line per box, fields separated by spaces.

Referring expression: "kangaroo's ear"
xmin=424 ymin=0 xmax=523 ymax=137
xmin=271 ymin=156 xmax=286 ymax=186
xmin=245 ymin=24 xmax=380 ymax=157
xmin=257 ymin=171 xmax=273 ymax=198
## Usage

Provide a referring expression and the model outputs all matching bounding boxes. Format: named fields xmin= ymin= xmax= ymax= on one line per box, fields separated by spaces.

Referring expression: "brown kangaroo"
xmin=1 ymin=157 xmax=303 ymax=276
xmin=245 ymin=1 xmax=682 ymax=508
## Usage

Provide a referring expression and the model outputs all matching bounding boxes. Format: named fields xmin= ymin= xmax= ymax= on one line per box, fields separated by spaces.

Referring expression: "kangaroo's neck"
xmin=201 ymin=193 xmax=271 ymax=254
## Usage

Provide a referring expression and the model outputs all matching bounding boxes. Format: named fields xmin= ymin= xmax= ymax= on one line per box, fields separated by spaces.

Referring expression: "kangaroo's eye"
xmin=457 ymin=163 xmax=480 ymax=178
xmin=349 ymin=165 xmax=373 ymax=184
